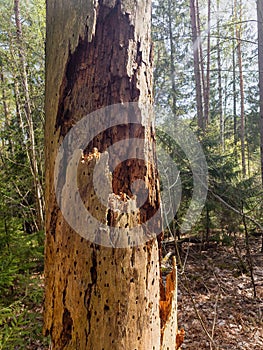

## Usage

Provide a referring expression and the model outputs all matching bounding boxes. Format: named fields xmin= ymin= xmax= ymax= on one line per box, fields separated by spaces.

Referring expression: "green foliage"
xmin=152 ymin=0 xmax=194 ymax=116
xmin=0 ymin=0 xmax=46 ymax=348
xmin=0 ymin=279 xmax=49 ymax=350
xmin=0 ymin=212 xmax=46 ymax=348
xmin=0 ymin=220 xmax=43 ymax=294
xmin=153 ymin=0 xmax=262 ymax=241
xmin=156 ymin=113 xmax=262 ymax=240
xmin=0 ymin=0 xmax=45 ymax=232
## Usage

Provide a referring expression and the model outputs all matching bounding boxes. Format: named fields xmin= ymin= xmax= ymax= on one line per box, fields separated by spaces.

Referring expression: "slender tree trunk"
xmin=205 ymin=206 xmax=210 ymax=242
xmin=224 ymin=74 xmax=228 ymax=118
xmin=235 ymin=0 xmax=246 ymax=176
xmin=167 ymin=0 xmax=182 ymax=241
xmin=168 ymin=0 xmax=177 ymax=118
xmin=190 ymin=0 xmax=204 ymax=130
xmin=0 ymin=65 xmax=9 ymax=123
xmin=12 ymin=73 xmax=40 ymax=231
xmin=232 ymin=48 xmax=237 ymax=145
xmin=232 ymin=3 xmax=238 ymax=148
xmin=14 ymin=0 xmax=44 ymax=230
xmin=257 ymin=0 xmax=263 ymax=186
xmin=196 ymin=0 xmax=206 ymax=115
xmin=204 ymin=0 xmax=211 ymax=128
xmin=196 ymin=0 xmax=206 ymax=129
xmin=247 ymin=140 xmax=251 ymax=177
xmin=44 ymin=1 xmax=179 ymax=349
xmin=217 ymin=0 xmax=224 ymax=150
xmin=0 ymin=64 xmax=12 ymax=151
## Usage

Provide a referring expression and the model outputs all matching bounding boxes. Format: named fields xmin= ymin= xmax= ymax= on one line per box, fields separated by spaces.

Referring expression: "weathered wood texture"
xmin=44 ymin=1 xmax=178 ymax=349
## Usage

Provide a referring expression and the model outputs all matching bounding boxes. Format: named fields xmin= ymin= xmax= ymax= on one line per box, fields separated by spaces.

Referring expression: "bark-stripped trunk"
xmin=14 ymin=0 xmax=44 ymax=230
xmin=257 ymin=0 xmax=263 ymax=186
xmin=190 ymin=0 xmax=204 ymax=130
xmin=44 ymin=1 xmax=179 ymax=349
xmin=235 ymin=0 xmax=246 ymax=176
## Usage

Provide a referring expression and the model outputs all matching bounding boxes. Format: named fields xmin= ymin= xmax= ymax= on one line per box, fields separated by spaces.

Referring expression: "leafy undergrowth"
xmin=0 ymin=224 xmax=50 ymax=349
xmin=176 ymin=234 xmax=263 ymax=349
xmin=0 ymin=273 xmax=50 ymax=350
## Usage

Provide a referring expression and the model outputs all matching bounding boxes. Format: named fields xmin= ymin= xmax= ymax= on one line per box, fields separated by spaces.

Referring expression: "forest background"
xmin=0 ymin=0 xmax=262 ymax=348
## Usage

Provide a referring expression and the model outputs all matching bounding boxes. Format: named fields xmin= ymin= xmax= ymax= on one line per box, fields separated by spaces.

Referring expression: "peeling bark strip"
xmin=45 ymin=0 xmax=178 ymax=349
xmin=160 ymin=257 xmax=179 ymax=348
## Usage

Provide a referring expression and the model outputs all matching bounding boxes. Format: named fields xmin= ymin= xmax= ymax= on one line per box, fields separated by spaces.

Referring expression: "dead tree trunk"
xmin=44 ymin=1 xmax=179 ymax=349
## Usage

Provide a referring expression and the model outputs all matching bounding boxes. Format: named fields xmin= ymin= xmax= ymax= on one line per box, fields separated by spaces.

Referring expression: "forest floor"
xmin=15 ymin=233 xmax=262 ymax=349
xmin=174 ymin=233 xmax=263 ymax=350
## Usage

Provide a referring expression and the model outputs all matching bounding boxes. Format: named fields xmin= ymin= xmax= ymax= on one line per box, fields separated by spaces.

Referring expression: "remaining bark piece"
xmin=160 ymin=257 xmax=178 ymax=348
xmin=44 ymin=1 xmax=178 ymax=349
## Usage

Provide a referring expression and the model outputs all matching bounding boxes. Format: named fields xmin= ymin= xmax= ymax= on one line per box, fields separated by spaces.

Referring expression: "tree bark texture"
xmin=44 ymin=1 xmax=178 ymax=349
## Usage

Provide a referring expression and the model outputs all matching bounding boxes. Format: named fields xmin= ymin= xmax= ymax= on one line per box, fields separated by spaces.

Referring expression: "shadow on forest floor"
xmin=173 ymin=234 xmax=263 ymax=349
